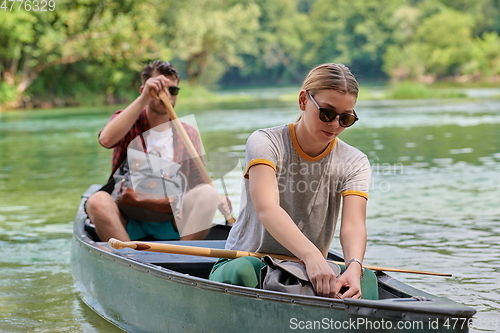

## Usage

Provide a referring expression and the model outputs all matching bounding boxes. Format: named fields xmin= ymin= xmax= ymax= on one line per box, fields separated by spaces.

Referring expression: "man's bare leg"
xmin=176 ymin=184 xmax=219 ymax=240
xmin=86 ymin=191 xmax=129 ymax=242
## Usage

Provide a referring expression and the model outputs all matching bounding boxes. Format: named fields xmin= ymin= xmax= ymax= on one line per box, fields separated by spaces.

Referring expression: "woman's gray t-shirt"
xmin=225 ymin=124 xmax=371 ymax=257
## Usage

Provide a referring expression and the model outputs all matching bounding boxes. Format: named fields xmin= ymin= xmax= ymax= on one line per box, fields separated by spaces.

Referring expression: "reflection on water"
xmin=0 ymin=93 xmax=499 ymax=332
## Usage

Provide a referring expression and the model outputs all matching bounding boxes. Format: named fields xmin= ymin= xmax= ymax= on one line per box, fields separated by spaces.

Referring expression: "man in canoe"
xmin=85 ymin=60 xmax=229 ymax=242
xmin=210 ymin=63 xmax=378 ymax=300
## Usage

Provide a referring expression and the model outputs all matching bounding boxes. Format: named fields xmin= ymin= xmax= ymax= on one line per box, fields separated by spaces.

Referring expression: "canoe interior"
xmin=72 ymin=185 xmax=476 ymax=333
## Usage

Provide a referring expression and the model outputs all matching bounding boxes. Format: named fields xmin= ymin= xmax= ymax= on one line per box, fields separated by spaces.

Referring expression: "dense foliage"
xmin=0 ymin=0 xmax=499 ymax=107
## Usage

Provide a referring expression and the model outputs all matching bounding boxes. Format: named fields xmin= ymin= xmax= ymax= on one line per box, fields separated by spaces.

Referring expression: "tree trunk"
xmin=186 ymin=50 xmax=209 ymax=85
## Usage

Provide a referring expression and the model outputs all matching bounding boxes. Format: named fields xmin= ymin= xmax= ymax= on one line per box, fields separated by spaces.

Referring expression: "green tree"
xmin=248 ymin=0 xmax=312 ymax=83
xmin=461 ymin=32 xmax=500 ymax=79
xmin=220 ymin=0 xmax=313 ymax=86
xmin=435 ymin=0 xmax=500 ymax=34
xmin=163 ymin=0 xmax=260 ymax=86
xmin=2 ymin=0 xmax=500 ymax=108
xmin=0 ymin=0 xmax=170 ymax=105
xmin=383 ymin=7 xmax=476 ymax=81
xmin=306 ymin=0 xmax=403 ymax=78
xmin=414 ymin=9 xmax=475 ymax=78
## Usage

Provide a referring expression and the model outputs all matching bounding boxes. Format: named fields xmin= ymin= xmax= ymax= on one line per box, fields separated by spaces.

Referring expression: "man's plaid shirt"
xmin=102 ymin=109 xmax=205 ymax=190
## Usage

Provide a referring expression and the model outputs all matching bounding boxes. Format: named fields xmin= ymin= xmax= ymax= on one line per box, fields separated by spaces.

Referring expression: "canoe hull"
xmin=71 ymin=186 xmax=475 ymax=333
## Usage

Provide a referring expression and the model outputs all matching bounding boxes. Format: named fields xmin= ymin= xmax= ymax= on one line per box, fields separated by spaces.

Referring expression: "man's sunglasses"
xmin=307 ymin=92 xmax=358 ymax=127
xmin=168 ymin=86 xmax=180 ymax=96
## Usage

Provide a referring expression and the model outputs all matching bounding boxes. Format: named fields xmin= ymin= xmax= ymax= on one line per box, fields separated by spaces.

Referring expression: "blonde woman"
xmin=210 ymin=63 xmax=377 ymax=299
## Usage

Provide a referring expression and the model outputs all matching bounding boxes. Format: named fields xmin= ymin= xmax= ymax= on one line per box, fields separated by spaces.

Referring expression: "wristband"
xmin=346 ymin=258 xmax=364 ymax=278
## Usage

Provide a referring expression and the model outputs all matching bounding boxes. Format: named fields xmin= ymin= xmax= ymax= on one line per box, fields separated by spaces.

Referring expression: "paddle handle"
xmin=109 ymin=238 xmax=291 ymax=260
xmin=108 ymin=238 xmax=452 ymax=277
xmin=157 ymin=90 xmax=236 ymax=224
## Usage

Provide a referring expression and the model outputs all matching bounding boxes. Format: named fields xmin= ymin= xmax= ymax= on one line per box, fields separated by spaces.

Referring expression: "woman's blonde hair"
xmin=297 ymin=63 xmax=358 ymax=121
xmin=302 ymin=63 xmax=358 ymax=96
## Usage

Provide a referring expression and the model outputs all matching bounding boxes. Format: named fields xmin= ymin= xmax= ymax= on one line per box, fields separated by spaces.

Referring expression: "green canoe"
xmin=71 ymin=185 xmax=476 ymax=332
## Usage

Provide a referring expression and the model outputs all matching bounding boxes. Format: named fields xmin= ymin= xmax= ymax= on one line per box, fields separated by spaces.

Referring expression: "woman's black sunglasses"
xmin=168 ymin=86 xmax=180 ymax=96
xmin=307 ymin=92 xmax=358 ymax=127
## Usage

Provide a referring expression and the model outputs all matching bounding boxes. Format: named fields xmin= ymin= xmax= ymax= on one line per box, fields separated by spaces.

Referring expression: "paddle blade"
xmin=206 ymin=152 xmax=242 ymax=180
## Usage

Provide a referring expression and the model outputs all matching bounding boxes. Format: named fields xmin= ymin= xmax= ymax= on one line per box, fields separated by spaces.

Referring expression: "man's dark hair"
xmin=141 ymin=60 xmax=180 ymax=84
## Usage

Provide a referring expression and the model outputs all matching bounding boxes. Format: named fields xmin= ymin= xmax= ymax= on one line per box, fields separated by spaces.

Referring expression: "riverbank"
xmin=1 ymin=81 xmax=500 ymax=112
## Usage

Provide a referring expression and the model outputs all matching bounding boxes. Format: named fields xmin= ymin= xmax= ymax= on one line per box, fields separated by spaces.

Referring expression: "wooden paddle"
xmin=156 ymin=90 xmax=236 ymax=224
xmin=108 ymin=238 xmax=452 ymax=277
xmin=206 ymin=152 xmax=241 ymax=216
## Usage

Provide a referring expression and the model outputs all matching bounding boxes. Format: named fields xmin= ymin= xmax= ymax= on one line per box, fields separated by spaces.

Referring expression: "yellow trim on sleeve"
xmin=342 ymin=190 xmax=369 ymax=200
xmin=287 ymin=123 xmax=337 ymax=161
xmin=244 ymin=158 xmax=277 ymax=179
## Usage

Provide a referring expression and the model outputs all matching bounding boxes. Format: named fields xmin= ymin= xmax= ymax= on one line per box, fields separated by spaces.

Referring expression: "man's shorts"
xmin=126 ymin=218 xmax=180 ymax=241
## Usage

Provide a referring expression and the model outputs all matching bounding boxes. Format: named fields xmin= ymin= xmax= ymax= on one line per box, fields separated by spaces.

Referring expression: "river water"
xmin=0 ymin=89 xmax=499 ymax=332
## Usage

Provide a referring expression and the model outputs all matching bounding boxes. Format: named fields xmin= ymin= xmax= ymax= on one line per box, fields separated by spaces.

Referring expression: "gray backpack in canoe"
xmin=260 ymin=255 xmax=341 ymax=296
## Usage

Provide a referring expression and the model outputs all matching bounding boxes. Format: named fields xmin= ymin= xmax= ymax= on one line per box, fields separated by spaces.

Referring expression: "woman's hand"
xmin=334 ymin=264 xmax=363 ymax=299
xmin=303 ymin=255 xmax=339 ymax=298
